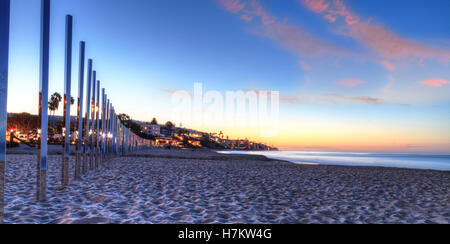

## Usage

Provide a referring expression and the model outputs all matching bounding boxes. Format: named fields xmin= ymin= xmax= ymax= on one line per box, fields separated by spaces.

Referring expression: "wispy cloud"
xmin=301 ymin=0 xmax=330 ymax=13
xmin=299 ymin=0 xmax=450 ymax=69
xmin=345 ymin=23 xmax=450 ymax=61
xmin=324 ymin=93 xmax=383 ymax=104
xmin=381 ymin=60 xmax=396 ymax=71
xmin=337 ymin=78 xmax=366 ymax=87
xmin=218 ymin=0 xmax=245 ymax=13
xmin=279 ymin=94 xmax=303 ymax=104
xmin=217 ymin=0 xmax=352 ymax=60
xmin=420 ymin=78 xmax=450 ymax=88
xmin=382 ymin=75 xmax=395 ymax=94
xmin=300 ymin=0 xmax=360 ymax=25
xmin=160 ymin=89 xmax=194 ymax=96
xmin=278 ymin=92 xmax=383 ymax=105
xmin=298 ymin=60 xmax=312 ymax=71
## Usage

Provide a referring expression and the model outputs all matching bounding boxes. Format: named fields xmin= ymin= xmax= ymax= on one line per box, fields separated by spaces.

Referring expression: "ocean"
xmin=218 ymin=151 xmax=450 ymax=171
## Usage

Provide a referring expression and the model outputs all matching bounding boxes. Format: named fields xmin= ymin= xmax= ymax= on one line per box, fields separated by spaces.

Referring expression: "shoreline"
xmin=218 ymin=150 xmax=450 ymax=172
xmin=6 ymin=144 xmax=449 ymax=172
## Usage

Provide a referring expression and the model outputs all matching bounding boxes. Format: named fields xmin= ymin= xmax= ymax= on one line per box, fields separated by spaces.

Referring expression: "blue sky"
xmin=6 ymin=0 xmax=450 ymax=152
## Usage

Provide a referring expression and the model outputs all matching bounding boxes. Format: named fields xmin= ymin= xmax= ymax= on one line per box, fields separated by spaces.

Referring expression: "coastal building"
xmin=142 ymin=124 xmax=161 ymax=136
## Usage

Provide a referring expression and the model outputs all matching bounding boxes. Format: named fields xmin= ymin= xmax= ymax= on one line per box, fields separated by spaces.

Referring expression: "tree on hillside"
xmin=49 ymin=92 xmax=62 ymax=125
xmin=150 ymin=118 xmax=158 ymax=125
xmin=118 ymin=113 xmax=143 ymax=136
xmin=165 ymin=121 xmax=175 ymax=131
xmin=118 ymin=113 xmax=132 ymax=125
xmin=7 ymin=113 xmax=40 ymax=133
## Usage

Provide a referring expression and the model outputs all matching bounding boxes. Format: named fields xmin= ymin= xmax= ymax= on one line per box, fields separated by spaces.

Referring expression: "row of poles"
xmin=0 ymin=0 xmax=153 ymax=223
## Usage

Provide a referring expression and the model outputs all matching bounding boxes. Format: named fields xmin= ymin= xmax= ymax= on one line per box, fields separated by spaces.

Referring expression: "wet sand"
xmin=3 ymin=148 xmax=450 ymax=224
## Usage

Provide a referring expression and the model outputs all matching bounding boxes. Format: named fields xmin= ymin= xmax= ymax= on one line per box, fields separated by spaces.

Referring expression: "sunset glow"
xmin=6 ymin=0 xmax=450 ymax=153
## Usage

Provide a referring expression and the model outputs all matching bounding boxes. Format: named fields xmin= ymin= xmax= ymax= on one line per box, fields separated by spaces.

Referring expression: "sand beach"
xmin=2 ymin=148 xmax=449 ymax=224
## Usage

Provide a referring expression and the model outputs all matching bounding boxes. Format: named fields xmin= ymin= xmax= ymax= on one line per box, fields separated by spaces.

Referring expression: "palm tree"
xmin=49 ymin=92 xmax=62 ymax=126
xmin=150 ymin=118 xmax=158 ymax=125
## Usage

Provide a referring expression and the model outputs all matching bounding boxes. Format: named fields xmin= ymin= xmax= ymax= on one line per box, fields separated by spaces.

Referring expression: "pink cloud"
xmin=262 ymin=22 xmax=350 ymax=58
xmin=218 ymin=0 xmax=351 ymax=59
xmin=279 ymin=94 xmax=303 ymax=104
xmin=420 ymin=78 xmax=450 ymax=87
xmin=381 ymin=60 xmax=396 ymax=71
xmin=337 ymin=78 xmax=366 ymax=87
xmin=325 ymin=93 xmax=383 ymax=104
xmin=299 ymin=60 xmax=312 ymax=70
xmin=382 ymin=75 xmax=395 ymax=94
xmin=324 ymin=14 xmax=336 ymax=22
xmin=217 ymin=0 xmax=245 ymax=13
xmin=300 ymin=0 xmax=330 ymax=13
xmin=346 ymin=23 xmax=450 ymax=60
xmin=240 ymin=14 xmax=253 ymax=22
xmin=246 ymin=0 xmax=276 ymax=25
xmin=301 ymin=0 xmax=359 ymax=25
xmin=331 ymin=0 xmax=360 ymax=25
xmin=299 ymin=0 xmax=450 ymax=67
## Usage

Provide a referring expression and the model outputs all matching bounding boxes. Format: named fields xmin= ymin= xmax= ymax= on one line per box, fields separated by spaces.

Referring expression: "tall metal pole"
xmin=37 ymin=0 xmax=50 ymax=202
xmin=75 ymin=41 xmax=85 ymax=180
xmin=0 ymin=0 xmax=11 ymax=224
xmin=101 ymin=89 xmax=105 ymax=164
xmin=83 ymin=59 xmax=92 ymax=174
xmin=105 ymin=98 xmax=109 ymax=157
xmin=89 ymin=71 xmax=96 ymax=170
xmin=111 ymin=107 xmax=114 ymax=155
xmin=62 ymin=15 xmax=72 ymax=187
xmin=95 ymin=80 xmax=100 ymax=168
xmin=106 ymin=100 xmax=111 ymax=158
xmin=116 ymin=116 xmax=120 ymax=156
xmin=112 ymin=110 xmax=117 ymax=155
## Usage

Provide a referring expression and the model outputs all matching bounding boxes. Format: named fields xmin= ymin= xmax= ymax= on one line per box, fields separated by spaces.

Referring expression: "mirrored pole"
xmin=37 ymin=0 xmax=50 ymax=202
xmin=117 ymin=118 xmax=121 ymax=156
xmin=115 ymin=113 xmax=119 ymax=156
xmin=121 ymin=125 xmax=124 ymax=155
xmin=101 ymin=89 xmax=105 ymax=164
xmin=0 ymin=0 xmax=11 ymax=223
xmin=115 ymin=111 xmax=118 ymax=156
xmin=108 ymin=107 xmax=112 ymax=156
xmin=110 ymin=104 xmax=113 ymax=157
xmin=110 ymin=107 xmax=114 ymax=155
xmin=106 ymin=99 xmax=110 ymax=158
xmin=89 ymin=71 xmax=96 ymax=170
xmin=83 ymin=59 xmax=92 ymax=174
xmin=95 ymin=80 xmax=100 ymax=169
xmin=62 ymin=15 xmax=72 ymax=187
xmin=112 ymin=111 xmax=116 ymax=155
xmin=75 ymin=41 xmax=85 ymax=180
xmin=116 ymin=115 xmax=120 ymax=157
xmin=126 ymin=128 xmax=128 ymax=154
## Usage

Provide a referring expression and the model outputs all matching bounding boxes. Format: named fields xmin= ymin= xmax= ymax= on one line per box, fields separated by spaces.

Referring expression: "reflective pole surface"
xmin=37 ymin=0 xmax=50 ymax=202
xmin=0 ymin=0 xmax=10 ymax=224
xmin=75 ymin=41 xmax=85 ymax=180
xmin=62 ymin=15 xmax=72 ymax=187
xmin=90 ymin=71 xmax=96 ymax=170
xmin=83 ymin=59 xmax=92 ymax=174
xmin=106 ymin=100 xmax=110 ymax=157
xmin=95 ymin=80 xmax=100 ymax=168
xmin=101 ymin=89 xmax=105 ymax=163
xmin=111 ymin=107 xmax=114 ymax=155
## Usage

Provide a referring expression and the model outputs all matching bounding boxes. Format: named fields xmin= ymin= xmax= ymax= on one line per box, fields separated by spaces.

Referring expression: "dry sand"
xmin=2 ymin=148 xmax=449 ymax=224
